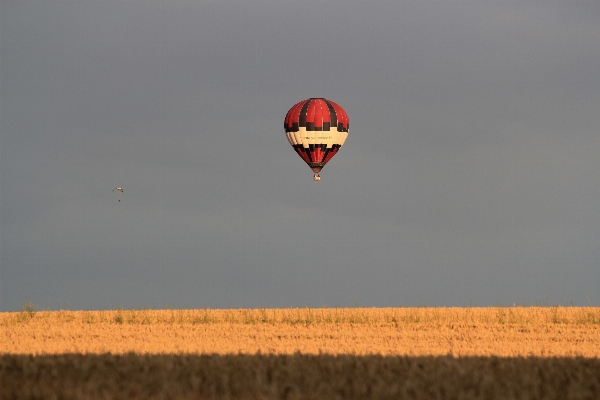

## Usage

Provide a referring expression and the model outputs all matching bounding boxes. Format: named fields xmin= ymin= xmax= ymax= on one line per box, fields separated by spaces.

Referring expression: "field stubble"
xmin=2 ymin=306 xmax=599 ymax=357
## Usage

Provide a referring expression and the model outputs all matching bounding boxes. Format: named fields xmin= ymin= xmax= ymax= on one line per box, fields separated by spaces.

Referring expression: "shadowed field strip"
xmin=2 ymin=353 xmax=600 ymax=399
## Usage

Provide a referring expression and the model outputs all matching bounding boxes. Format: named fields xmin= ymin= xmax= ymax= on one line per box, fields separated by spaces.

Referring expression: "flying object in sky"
xmin=285 ymin=98 xmax=349 ymax=181
xmin=112 ymin=187 xmax=123 ymax=202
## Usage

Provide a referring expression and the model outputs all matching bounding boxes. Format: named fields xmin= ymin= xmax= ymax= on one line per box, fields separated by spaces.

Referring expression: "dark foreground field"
xmin=2 ymin=353 xmax=599 ymax=399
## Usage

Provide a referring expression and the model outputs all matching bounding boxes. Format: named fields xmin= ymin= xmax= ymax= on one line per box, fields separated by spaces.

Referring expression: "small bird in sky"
xmin=113 ymin=188 xmax=124 ymax=202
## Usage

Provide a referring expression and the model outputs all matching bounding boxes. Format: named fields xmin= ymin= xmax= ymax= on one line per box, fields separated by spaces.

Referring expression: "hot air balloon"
xmin=285 ymin=98 xmax=349 ymax=181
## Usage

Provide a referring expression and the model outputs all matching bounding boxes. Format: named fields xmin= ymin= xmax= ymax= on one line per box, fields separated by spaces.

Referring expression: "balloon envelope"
xmin=285 ymin=98 xmax=349 ymax=177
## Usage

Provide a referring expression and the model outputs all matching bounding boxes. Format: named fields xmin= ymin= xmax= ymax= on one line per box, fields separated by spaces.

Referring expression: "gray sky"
xmin=2 ymin=1 xmax=599 ymax=311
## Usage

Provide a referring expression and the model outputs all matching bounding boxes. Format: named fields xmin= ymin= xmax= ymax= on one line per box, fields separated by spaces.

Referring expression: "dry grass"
xmin=2 ymin=307 xmax=599 ymax=399
xmin=5 ymin=306 xmax=600 ymax=327
xmin=2 ymin=307 xmax=599 ymax=357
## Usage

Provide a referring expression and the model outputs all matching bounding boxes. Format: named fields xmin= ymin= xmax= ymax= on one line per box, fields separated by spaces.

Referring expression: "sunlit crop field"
xmin=2 ymin=306 xmax=599 ymax=356
xmin=2 ymin=307 xmax=600 ymax=399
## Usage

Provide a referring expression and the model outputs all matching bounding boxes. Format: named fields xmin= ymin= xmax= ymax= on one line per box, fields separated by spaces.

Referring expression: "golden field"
xmin=2 ymin=306 xmax=599 ymax=356
xmin=2 ymin=307 xmax=600 ymax=399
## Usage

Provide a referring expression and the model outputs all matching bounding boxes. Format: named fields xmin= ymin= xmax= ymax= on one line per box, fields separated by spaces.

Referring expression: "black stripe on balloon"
xmin=305 ymin=120 xmax=325 ymax=131
xmin=325 ymin=100 xmax=337 ymax=130
xmin=298 ymin=100 xmax=310 ymax=128
xmin=286 ymin=122 xmax=299 ymax=133
xmin=306 ymin=145 xmax=314 ymax=162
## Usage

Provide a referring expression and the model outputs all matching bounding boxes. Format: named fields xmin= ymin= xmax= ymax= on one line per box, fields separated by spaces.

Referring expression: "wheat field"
xmin=2 ymin=307 xmax=600 ymax=399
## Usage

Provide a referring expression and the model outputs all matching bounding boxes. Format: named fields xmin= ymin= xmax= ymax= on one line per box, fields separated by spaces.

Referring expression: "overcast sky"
xmin=2 ymin=1 xmax=599 ymax=311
